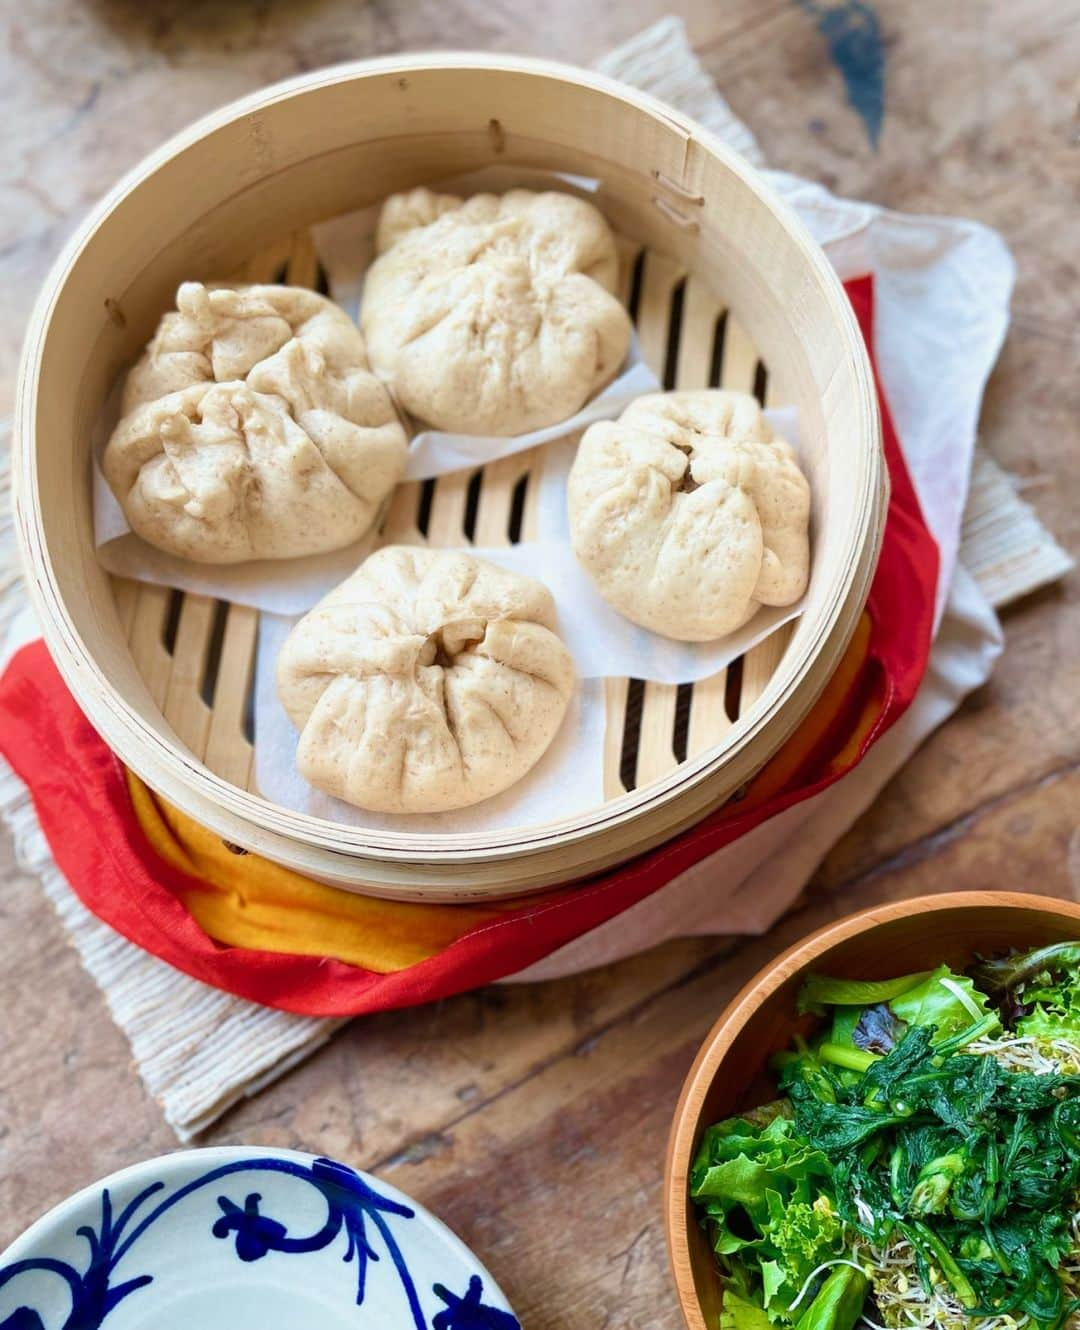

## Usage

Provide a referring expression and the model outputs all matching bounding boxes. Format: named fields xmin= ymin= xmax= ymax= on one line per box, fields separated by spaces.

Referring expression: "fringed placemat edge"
xmin=965 ymin=447 xmax=1075 ymax=609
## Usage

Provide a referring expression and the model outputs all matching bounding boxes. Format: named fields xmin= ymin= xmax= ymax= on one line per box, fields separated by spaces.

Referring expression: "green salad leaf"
xmin=798 ymin=971 xmax=931 ymax=1014
xmin=720 ymin=1289 xmax=775 ymax=1330
xmin=762 ymin=1199 xmax=845 ymax=1313
xmin=1019 ymin=998 xmax=1080 ymax=1041
xmin=971 ymin=942 xmax=1080 ymax=1040
xmin=888 ymin=964 xmax=1000 ymax=1041
xmin=805 ymin=964 xmax=999 ymax=1053
xmin=691 ymin=1114 xmax=844 ymax=1321
xmin=788 ymin=967 xmax=1001 ymax=1092
xmin=970 ymin=941 xmax=1080 ymax=997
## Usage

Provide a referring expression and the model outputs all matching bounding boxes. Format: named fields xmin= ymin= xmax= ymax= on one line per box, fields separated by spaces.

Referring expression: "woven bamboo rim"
xmin=14 ymin=55 xmax=885 ymax=899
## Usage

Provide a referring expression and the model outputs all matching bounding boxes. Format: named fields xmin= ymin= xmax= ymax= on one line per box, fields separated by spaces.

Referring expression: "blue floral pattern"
xmin=433 ymin=1276 xmax=521 ymax=1329
xmin=0 ymin=1156 xmax=519 ymax=1330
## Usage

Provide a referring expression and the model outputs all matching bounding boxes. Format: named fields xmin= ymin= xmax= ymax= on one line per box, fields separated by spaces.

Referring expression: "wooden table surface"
xmin=1 ymin=2 xmax=1077 ymax=1325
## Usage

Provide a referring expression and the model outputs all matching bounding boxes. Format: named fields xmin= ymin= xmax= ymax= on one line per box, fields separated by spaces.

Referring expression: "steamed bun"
xmin=568 ymin=391 xmax=811 ymax=641
xmin=277 ymin=546 xmax=576 ymax=813
xmin=360 ymin=188 xmax=633 ymax=436
xmin=103 ymin=282 xmax=407 ymax=563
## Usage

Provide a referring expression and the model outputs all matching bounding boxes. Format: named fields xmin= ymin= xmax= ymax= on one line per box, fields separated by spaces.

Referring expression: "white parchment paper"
xmin=255 ymin=612 xmax=609 ymax=833
xmin=90 ymin=162 xmax=806 ymax=827
xmin=91 ymin=167 xmax=661 ymax=612
xmin=252 ymin=421 xmax=805 ymax=830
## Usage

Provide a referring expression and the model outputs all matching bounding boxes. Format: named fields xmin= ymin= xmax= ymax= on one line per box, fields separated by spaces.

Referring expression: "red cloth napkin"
xmin=0 ymin=277 xmax=938 ymax=1016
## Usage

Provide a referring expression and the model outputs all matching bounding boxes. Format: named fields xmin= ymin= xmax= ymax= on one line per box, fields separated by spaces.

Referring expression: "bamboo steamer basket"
xmin=14 ymin=55 xmax=887 ymax=901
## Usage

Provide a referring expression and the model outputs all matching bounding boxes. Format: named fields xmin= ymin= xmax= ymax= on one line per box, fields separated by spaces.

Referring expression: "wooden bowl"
xmin=665 ymin=891 xmax=1080 ymax=1330
xmin=14 ymin=54 xmax=885 ymax=900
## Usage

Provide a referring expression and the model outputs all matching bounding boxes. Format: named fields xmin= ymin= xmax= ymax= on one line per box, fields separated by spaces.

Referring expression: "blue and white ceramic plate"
xmin=0 ymin=1147 xmax=521 ymax=1330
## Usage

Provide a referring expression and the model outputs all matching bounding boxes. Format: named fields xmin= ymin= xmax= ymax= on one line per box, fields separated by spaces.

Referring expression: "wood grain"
xmin=0 ymin=5 xmax=1076 ymax=1330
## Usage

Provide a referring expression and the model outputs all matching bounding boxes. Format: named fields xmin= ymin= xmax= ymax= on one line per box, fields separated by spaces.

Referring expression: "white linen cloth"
xmin=0 ymin=16 xmax=1071 ymax=1136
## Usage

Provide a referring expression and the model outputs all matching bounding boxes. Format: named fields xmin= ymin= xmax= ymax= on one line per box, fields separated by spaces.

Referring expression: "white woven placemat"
xmin=0 ymin=17 xmax=1071 ymax=1139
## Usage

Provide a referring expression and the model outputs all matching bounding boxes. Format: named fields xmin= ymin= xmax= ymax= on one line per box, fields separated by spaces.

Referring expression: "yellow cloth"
xmin=126 ymin=773 xmax=514 ymax=973
xmin=126 ymin=615 xmax=875 ymax=969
